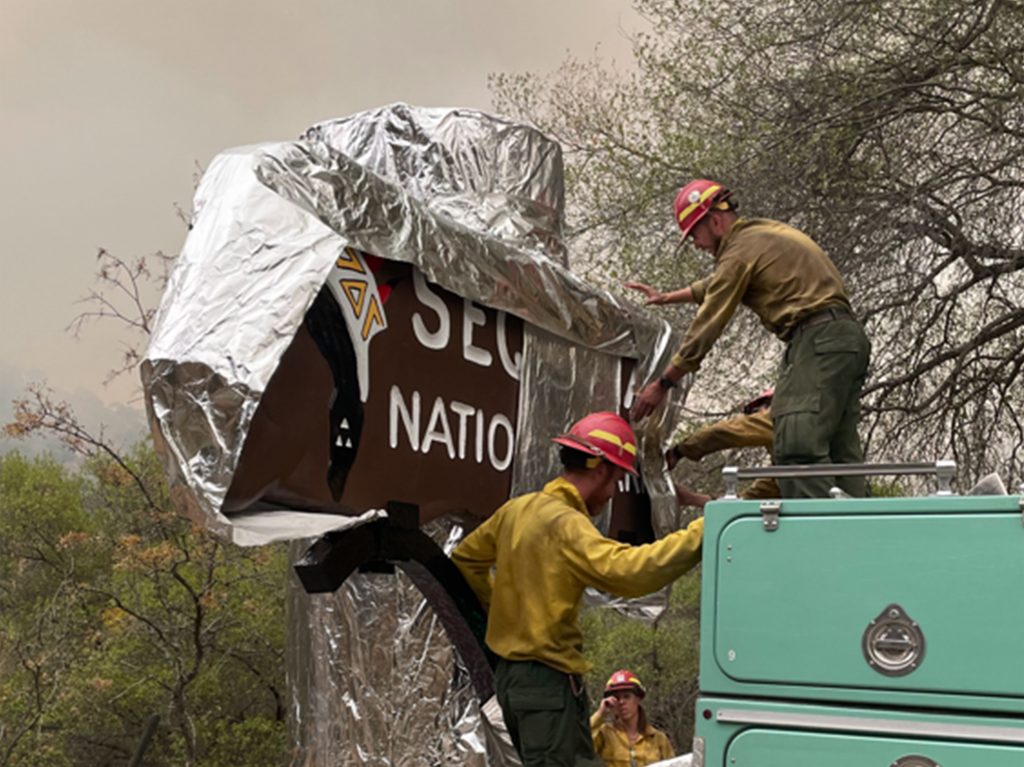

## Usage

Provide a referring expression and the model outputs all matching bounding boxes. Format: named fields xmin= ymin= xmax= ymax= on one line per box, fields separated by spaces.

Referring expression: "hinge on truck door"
xmin=760 ymin=501 xmax=780 ymax=532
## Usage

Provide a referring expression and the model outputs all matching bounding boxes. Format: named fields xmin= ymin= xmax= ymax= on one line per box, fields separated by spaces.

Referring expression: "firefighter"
xmin=667 ymin=389 xmax=779 ymax=508
xmin=451 ymin=412 xmax=704 ymax=767
xmin=591 ymin=669 xmax=674 ymax=767
xmin=629 ymin=179 xmax=870 ymax=497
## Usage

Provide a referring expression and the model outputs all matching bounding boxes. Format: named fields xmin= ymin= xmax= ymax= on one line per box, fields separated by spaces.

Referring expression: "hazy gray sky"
xmin=1 ymin=0 xmax=639 ymax=418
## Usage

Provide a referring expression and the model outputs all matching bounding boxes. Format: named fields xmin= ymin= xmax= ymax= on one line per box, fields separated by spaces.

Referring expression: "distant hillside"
xmin=0 ymin=360 xmax=147 ymax=462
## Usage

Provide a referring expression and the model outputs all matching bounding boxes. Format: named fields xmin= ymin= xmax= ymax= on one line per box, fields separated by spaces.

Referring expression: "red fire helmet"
xmin=551 ymin=411 xmax=638 ymax=475
xmin=604 ymin=668 xmax=646 ymax=697
xmin=743 ymin=388 xmax=774 ymax=414
xmin=673 ymin=179 xmax=733 ymax=238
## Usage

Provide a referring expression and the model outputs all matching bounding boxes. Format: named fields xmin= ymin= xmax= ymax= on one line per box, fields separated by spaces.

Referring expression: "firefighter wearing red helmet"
xmin=591 ymin=669 xmax=675 ymax=766
xmin=452 ymin=411 xmax=704 ymax=767
xmin=629 ymin=179 xmax=870 ymax=498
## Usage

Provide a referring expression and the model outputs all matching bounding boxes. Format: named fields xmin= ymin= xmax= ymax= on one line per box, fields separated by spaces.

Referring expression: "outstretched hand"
xmin=623 ymin=281 xmax=663 ymax=305
xmin=630 ymin=380 xmax=666 ymax=421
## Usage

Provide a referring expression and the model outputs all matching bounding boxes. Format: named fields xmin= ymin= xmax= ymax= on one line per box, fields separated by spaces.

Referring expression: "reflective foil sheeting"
xmin=512 ymin=326 xmax=692 ymax=537
xmin=304 ymin=104 xmax=566 ymax=264
xmin=142 ymin=104 xmax=687 ymax=539
xmin=287 ymin=520 xmax=518 ymax=767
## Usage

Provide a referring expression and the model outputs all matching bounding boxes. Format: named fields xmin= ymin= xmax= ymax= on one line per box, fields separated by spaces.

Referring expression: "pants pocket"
xmin=507 ymin=687 xmax=568 ymax=765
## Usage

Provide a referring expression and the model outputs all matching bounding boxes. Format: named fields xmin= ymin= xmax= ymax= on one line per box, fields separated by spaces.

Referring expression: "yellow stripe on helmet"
xmin=676 ymin=184 xmax=722 ymax=223
xmin=587 ymin=429 xmax=637 ymax=455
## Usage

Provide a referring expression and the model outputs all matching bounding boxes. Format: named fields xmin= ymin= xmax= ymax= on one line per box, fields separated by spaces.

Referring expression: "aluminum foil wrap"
xmin=287 ymin=521 xmax=521 ymax=767
xmin=141 ymin=104 xmax=694 ymax=766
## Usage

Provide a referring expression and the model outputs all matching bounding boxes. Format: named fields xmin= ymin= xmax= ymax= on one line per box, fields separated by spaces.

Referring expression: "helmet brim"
xmin=604 ymin=683 xmax=645 ymax=698
xmin=551 ymin=435 xmax=639 ymax=476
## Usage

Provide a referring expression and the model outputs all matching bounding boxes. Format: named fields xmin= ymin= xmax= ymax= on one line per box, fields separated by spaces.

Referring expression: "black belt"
xmin=783 ymin=306 xmax=853 ymax=342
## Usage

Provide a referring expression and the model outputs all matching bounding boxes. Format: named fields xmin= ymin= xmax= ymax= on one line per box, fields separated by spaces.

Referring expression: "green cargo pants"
xmin=495 ymin=658 xmax=601 ymax=767
xmin=773 ymin=314 xmax=870 ymax=498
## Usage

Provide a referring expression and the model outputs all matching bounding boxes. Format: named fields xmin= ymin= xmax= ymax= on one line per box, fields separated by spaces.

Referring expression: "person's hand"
xmin=623 ymin=281 xmax=664 ymax=305
xmin=674 ymin=482 xmax=711 ymax=510
xmin=597 ymin=696 xmax=618 ymax=720
xmin=630 ymin=381 xmax=666 ymax=421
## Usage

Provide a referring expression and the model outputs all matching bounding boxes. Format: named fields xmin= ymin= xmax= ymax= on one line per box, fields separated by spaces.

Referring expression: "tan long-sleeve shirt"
xmin=670 ymin=218 xmax=850 ymax=373
xmin=677 ymin=407 xmax=779 ymax=499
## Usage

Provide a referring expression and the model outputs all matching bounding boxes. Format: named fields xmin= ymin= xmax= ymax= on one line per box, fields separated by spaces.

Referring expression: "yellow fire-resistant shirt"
xmin=676 ymin=407 xmax=779 ymax=499
xmin=451 ymin=477 xmax=704 ymax=675
xmin=590 ymin=712 xmax=675 ymax=767
xmin=671 ymin=218 xmax=851 ymax=374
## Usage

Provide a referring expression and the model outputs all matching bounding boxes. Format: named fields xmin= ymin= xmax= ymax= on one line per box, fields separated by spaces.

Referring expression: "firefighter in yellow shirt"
xmin=591 ymin=669 xmax=674 ymax=767
xmin=451 ymin=412 xmax=704 ymax=767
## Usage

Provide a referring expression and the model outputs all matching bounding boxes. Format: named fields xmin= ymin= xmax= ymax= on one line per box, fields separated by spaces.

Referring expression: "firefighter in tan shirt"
xmin=451 ymin=411 xmax=704 ymax=767
xmin=665 ymin=389 xmax=779 ymax=507
xmin=629 ymin=179 xmax=870 ymax=497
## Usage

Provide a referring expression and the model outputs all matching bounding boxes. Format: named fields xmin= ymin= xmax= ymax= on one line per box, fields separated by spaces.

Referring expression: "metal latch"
xmin=891 ymin=757 xmax=939 ymax=767
xmin=760 ymin=501 xmax=780 ymax=532
xmin=935 ymin=459 xmax=955 ymax=495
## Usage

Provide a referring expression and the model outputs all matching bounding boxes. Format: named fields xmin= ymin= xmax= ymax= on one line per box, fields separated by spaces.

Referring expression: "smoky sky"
xmin=0 ymin=0 xmax=638 ymax=410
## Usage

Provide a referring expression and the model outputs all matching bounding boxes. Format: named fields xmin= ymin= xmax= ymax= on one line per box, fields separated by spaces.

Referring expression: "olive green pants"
xmin=773 ymin=316 xmax=870 ymax=497
xmin=495 ymin=659 xmax=601 ymax=767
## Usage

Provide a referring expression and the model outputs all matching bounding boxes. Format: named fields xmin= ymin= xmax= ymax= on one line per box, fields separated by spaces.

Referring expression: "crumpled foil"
xmin=288 ymin=520 xmax=522 ymax=767
xmin=141 ymin=104 xmax=694 ymax=766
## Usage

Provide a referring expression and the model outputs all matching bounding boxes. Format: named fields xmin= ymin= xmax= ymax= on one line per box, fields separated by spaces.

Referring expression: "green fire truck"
xmin=693 ymin=461 xmax=1024 ymax=766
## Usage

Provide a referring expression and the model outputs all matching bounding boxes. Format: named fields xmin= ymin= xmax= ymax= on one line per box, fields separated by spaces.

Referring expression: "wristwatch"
xmin=658 ymin=375 xmax=678 ymax=390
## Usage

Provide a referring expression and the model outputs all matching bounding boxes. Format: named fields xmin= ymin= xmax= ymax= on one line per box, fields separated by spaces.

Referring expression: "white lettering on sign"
xmin=389 ymin=384 xmax=516 ymax=471
xmin=497 ymin=311 xmax=522 ymax=380
xmin=487 ymin=413 xmax=514 ymax=471
xmin=449 ymin=401 xmax=475 ymax=459
xmin=462 ymin=298 xmax=492 ymax=367
xmin=421 ymin=396 xmax=456 ymax=459
xmin=410 ymin=270 xmax=520 ymax=381
xmin=389 ymin=386 xmax=421 ymax=451
xmin=475 ymin=409 xmax=485 ymax=463
xmin=411 ymin=270 xmax=450 ymax=350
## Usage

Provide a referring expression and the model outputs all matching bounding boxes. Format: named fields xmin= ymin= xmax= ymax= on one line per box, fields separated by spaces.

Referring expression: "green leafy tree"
xmin=1 ymin=404 xmax=289 ymax=766
xmin=583 ymin=569 xmax=702 ymax=752
xmin=0 ymin=453 xmax=100 ymax=767
xmin=2 ymin=234 xmax=291 ymax=766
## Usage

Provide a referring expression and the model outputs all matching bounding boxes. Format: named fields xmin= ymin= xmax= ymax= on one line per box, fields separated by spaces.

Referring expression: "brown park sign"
xmin=225 ymin=248 xmax=652 ymax=541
